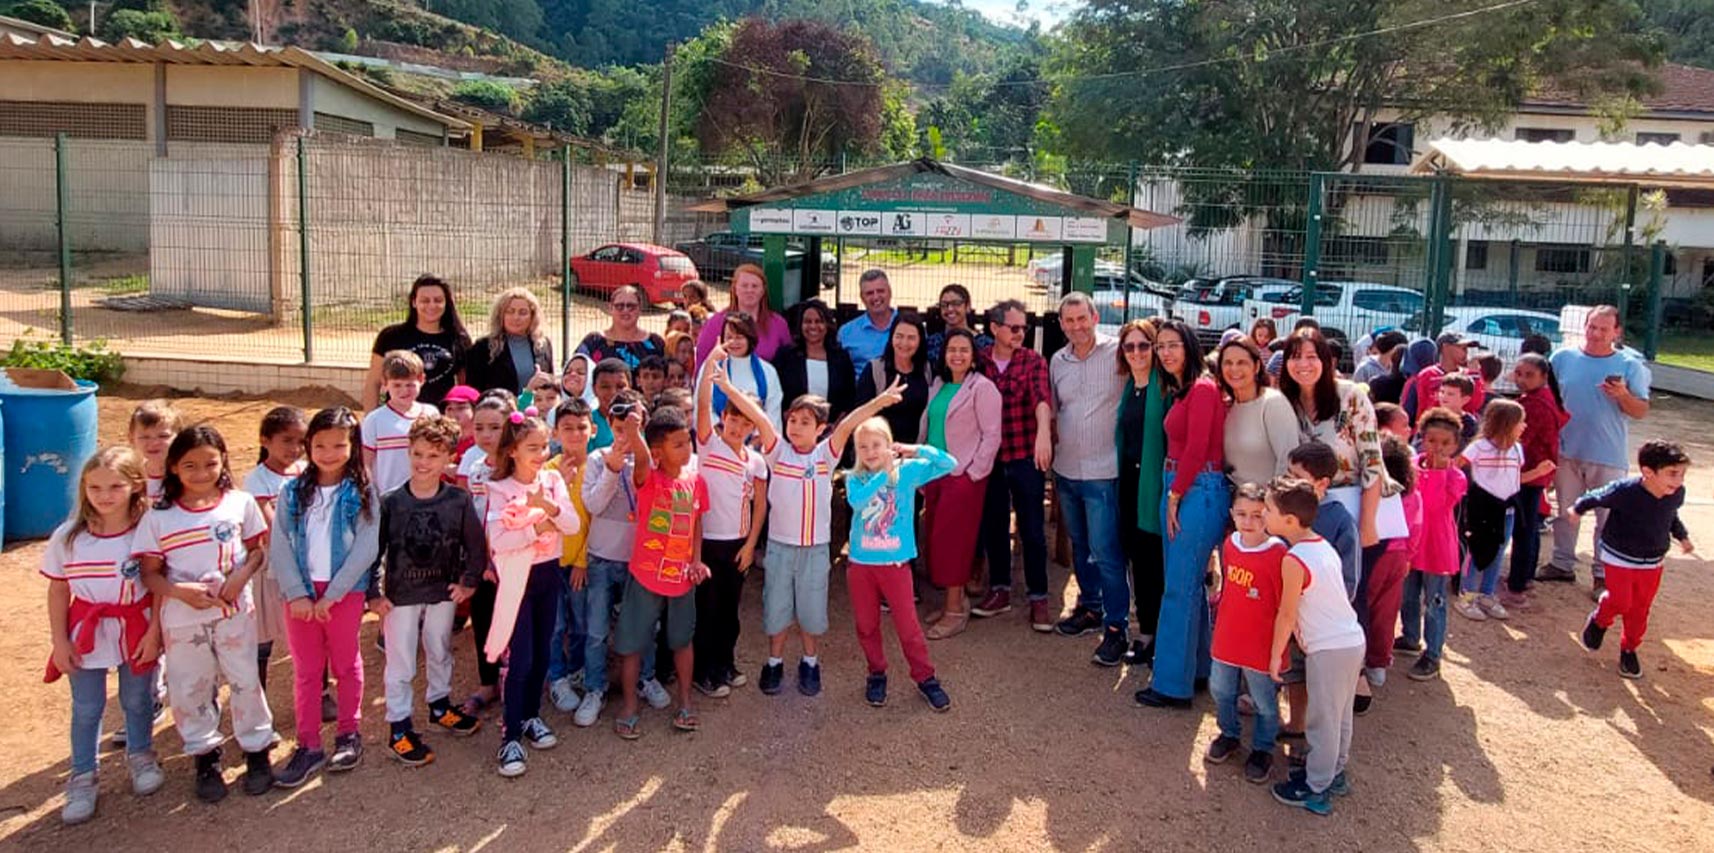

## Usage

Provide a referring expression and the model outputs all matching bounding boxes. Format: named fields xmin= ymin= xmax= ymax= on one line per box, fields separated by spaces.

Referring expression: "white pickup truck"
xmin=1171 ymin=276 xmax=1298 ymax=347
xmin=1241 ymin=281 xmax=1425 ymax=355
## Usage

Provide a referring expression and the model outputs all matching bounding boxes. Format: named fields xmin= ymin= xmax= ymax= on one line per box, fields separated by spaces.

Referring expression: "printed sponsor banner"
xmin=792 ymin=209 xmax=837 ymax=234
xmin=1018 ymin=216 xmax=1062 ymax=241
xmin=836 ymin=211 xmax=884 ymax=235
xmin=884 ymin=211 xmax=924 ymax=237
xmin=750 ymin=208 xmax=794 ymax=232
xmin=1062 ymin=217 xmax=1109 ymax=242
xmin=927 ymin=213 xmax=971 ymax=238
xmin=970 ymin=214 xmax=1016 ymax=240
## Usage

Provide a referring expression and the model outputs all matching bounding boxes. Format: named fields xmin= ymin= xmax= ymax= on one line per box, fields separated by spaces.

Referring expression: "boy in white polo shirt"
xmin=363 ymin=350 xmax=437 ymax=495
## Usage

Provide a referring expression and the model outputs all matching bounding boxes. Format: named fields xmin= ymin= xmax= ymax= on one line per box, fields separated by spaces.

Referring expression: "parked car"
xmin=673 ymin=231 xmax=839 ymax=287
xmin=1030 ymin=254 xmax=1126 ymax=291
xmin=1242 ymin=281 xmax=1425 ymax=356
xmin=1094 ymin=286 xmax=1172 ymax=336
xmin=1403 ymin=305 xmax=1561 ymax=393
xmin=1171 ymin=276 xmax=1299 ymax=346
xmin=569 ymin=243 xmax=699 ymax=305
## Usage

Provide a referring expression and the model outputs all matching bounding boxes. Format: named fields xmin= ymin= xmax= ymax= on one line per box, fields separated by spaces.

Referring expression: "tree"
xmin=337 ymin=27 xmax=359 ymax=52
xmin=101 ymin=8 xmax=182 ymax=42
xmin=4 ymin=0 xmax=74 ymax=33
xmin=451 ymin=80 xmax=519 ymax=113
xmin=522 ymin=78 xmax=592 ymax=133
xmin=697 ymin=18 xmax=890 ymax=184
xmin=1640 ymin=0 xmax=1714 ymax=69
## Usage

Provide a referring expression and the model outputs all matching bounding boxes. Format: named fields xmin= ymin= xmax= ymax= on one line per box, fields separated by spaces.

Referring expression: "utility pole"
xmin=652 ymin=42 xmax=674 ymax=246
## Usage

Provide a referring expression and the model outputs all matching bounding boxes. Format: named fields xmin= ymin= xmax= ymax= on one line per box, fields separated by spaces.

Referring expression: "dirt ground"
xmin=0 ymin=389 xmax=1711 ymax=852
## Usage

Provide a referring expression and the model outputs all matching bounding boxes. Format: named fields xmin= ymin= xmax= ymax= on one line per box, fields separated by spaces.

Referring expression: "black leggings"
xmin=694 ymin=538 xmax=746 ymax=683
xmin=502 ymin=561 xmax=561 ymax=741
xmin=1119 ymin=460 xmax=1165 ymax=635
xmin=470 ymin=578 xmax=502 ymax=687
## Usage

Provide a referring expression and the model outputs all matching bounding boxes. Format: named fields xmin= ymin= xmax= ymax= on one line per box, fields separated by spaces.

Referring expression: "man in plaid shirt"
xmin=972 ymin=299 xmax=1056 ymax=632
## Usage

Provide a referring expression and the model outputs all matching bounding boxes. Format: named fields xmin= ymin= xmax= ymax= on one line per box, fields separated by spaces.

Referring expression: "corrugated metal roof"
xmin=0 ymin=32 xmax=469 ymax=131
xmin=1410 ymin=138 xmax=1714 ymax=187
xmin=688 ymin=158 xmax=1181 ymax=230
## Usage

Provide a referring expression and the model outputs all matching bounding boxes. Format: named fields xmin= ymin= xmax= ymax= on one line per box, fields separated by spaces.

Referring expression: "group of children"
xmin=1201 ymin=358 xmax=1695 ymax=816
xmin=44 ymin=337 xmax=968 ymax=823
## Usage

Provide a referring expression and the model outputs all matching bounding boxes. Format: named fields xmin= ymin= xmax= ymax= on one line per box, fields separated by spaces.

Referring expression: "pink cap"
xmin=442 ymin=385 xmax=480 ymax=404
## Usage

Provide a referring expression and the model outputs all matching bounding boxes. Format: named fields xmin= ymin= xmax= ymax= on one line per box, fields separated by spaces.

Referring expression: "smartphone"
xmin=1604 ymin=374 xmax=1623 ymax=385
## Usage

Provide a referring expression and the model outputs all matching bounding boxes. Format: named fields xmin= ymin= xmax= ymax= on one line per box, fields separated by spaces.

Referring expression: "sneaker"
xmin=971 ymin=588 xmax=1012 ymax=617
xmin=797 ymin=660 xmax=822 ymax=697
xmin=61 ymin=771 xmax=97 ymax=825
xmin=1536 ymin=564 xmax=1577 ymax=583
xmin=640 ymin=678 xmax=672 ymax=710
xmin=1205 ymin=735 xmax=1241 ymax=764
xmin=1407 ymin=656 xmax=1441 ymax=681
xmin=573 ymin=691 xmax=604 ymax=728
xmin=1453 ymin=595 xmax=1488 ymax=621
xmin=549 ymin=676 xmax=581 ymax=714
xmin=1092 ymin=628 xmax=1128 ymax=667
xmin=1054 ymin=606 xmax=1102 ymax=637
xmin=496 ymin=740 xmax=527 ymax=778
xmin=389 ymin=730 xmax=433 ymax=767
xmin=1590 ymin=578 xmax=1607 ymax=602
xmin=128 ymin=750 xmax=165 ymax=797
xmin=194 ymin=750 xmax=228 ymax=803
xmin=520 ymin=717 xmax=558 ymax=750
xmin=1028 ymin=599 xmax=1053 ymax=633
xmin=1244 ymin=750 xmax=1274 ymax=784
xmin=432 ymin=705 xmax=482 ymax=736
xmin=321 ymin=690 xmax=338 ymax=724
xmin=1133 ymin=688 xmax=1192 ymax=709
xmin=1272 ymin=777 xmax=1333 ymax=816
xmin=917 ymin=677 xmax=951 ymax=712
xmin=1288 ymin=767 xmax=1351 ymax=796
xmin=242 ymin=750 xmax=273 ymax=795
xmin=273 ymin=747 xmax=325 ymax=789
xmin=865 ymin=673 xmax=888 ymax=707
xmin=1353 ymin=694 xmax=1373 ymax=716
xmin=1618 ymin=650 xmax=1642 ymax=679
xmin=1392 ymin=637 xmax=1423 ymax=655
xmin=724 ymin=666 xmax=749 ymax=688
xmin=1476 ymin=595 xmax=1509 ymax=620
xmin=1582 ymin=613 xmax=1607 ymax=651
xmin=328 ymin=733 xmax=363 ymax=772
xmin=1364 ymin=667 xmax=1387 ymax=689
xmin=1124 ymin=637 xmax=1156 ymax=667
xmin=758 ymin=662 xmax=785 ymax=695
xmin=693 ymin=677 xmax=731 ymax=698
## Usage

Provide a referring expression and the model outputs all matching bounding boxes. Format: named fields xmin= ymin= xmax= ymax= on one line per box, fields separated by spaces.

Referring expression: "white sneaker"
xmin=62 ymin=771 xmax=97 ymax=825
xmin=497 ymin=740 xmax=527 ymax=778
xmin=521 ymin=717 xmax=558 ymax=750
xmin=1364 ymin=667 xmax=1387 ymax=689
xmin=573 ymin=691 xmax=604 ymax=728
xmin=1453 ymin=595 xmax=1488 ymax=621
xmin=549 ymin=676 xmax=580 ymax=714
xmin=127 ymin=750 xmax=165 ymax=797
xmin=1476 ymin=594 xmax=1510 ymax=620
xmin=639 ymin=678 xmax=671 ymax=710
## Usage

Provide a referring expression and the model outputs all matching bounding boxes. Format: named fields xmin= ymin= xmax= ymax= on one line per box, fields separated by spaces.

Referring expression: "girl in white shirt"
xmin=1456 ymin=400 xmax=1551 ymax=622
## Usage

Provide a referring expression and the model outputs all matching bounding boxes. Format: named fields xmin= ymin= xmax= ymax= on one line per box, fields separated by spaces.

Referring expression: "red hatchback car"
xmin=569 ymin=243 xmax=700 ymax=305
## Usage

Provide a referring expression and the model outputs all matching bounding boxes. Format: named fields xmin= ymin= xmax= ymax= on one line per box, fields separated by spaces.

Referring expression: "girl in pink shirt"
xmin=1399 ymin=409 xmax=1468 ymax=682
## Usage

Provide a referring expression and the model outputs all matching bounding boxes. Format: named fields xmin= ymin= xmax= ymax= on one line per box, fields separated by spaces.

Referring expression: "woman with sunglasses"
xmin=1113 ymin=319 xmax=1170 ymax=665
xmin=576 ymin=285 xmax=666 ymax=372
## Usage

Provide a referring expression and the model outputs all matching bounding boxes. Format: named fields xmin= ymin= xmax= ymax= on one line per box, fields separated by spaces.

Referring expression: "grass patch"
xmin=97 ymin=274 xmax=149 ymax=296
xmin=1655 ymin=332 xmax=1714 ymax=373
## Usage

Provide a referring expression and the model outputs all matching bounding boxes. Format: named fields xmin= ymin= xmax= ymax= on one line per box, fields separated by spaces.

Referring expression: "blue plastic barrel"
xmin=0 ymin=378 xmax=98 ymax=541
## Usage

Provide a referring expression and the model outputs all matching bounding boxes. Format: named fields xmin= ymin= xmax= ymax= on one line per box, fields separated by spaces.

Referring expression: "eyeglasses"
xmin=611 ymin=302 xmax=641 ymax=311
xmin=1122 ymin=341 xmax=1152 ymax=353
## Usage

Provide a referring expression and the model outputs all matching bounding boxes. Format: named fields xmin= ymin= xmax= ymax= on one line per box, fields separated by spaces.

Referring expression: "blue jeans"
xmin=1463 ymin=509 xmax=1514 ymax=598
xmin=547 ymin=565 xmax=587 ymax=682
xmin=583 ymin=557 xmax=655 ymax=694
xmin=1055 ymin=475 xmax=1130 ymax=630
xmin=1209 ymin=660 xmax=1281 ymax=753
xmin=1508 ymin=485 xmax=1544 ymax=594
xmin=69 ymin=665 xmax=156 ymax=774
xmin=1152 ymin=471 xmax=1229 ymax=698
xmin=1400 ymin=571 xmax=1450 ymax=660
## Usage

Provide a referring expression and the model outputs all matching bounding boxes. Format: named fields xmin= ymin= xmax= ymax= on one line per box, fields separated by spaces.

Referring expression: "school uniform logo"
xmin=211 ymin=521 xmax=238 ymax=543
xmin=120 ymin=557 xmax=142 ymax=580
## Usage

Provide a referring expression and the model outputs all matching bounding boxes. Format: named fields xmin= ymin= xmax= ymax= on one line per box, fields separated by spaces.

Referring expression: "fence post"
xmin=1425 ymin=176 xmax=1454 ymax=335
xmin=1643 ymin=240 xmax=1665 ymax=361
xmin=1507 ymin=240 xmax=1520 ymax=308
xmin=1301 ymin=173 xmax=1324 ymax=315
xmin=1123 ymin=160 xmax=1138 ymax=319
xmin=54 ymin=133 xmax=73 ymax=346
xmin=561 ymin=146 xmax=573 ymax=359
xmin=297 ymin=135 xmax=313 ymax=363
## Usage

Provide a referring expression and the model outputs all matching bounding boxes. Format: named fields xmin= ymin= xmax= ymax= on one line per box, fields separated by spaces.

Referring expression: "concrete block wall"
xmin=122 ymin=354 xmax=364 ymax=401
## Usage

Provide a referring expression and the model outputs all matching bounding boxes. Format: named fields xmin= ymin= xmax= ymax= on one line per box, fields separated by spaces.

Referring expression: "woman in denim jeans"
xmin=1137 ymin=320 xmax=1231 ymax=709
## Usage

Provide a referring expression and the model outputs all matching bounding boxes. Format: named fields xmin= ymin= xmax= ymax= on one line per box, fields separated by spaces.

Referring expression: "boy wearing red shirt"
xmin=1206 ymin=483 xmax=1289 ymax=784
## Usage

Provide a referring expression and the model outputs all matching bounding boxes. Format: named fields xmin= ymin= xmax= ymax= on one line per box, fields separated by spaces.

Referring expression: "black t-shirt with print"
xmin=372 ymin=323 xmax=468 ymax=407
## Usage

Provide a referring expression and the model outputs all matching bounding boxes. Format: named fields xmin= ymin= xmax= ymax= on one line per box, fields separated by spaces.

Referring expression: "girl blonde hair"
xmin=485 ymin=287 xmax=545 ymax=359
xmin=64 ymin=446 xmax=149 ymax=550
xmin=1479 ymin=398 xmax=1525 ymax=444
xmin=851 ymin=416 xmax=900 ymax=486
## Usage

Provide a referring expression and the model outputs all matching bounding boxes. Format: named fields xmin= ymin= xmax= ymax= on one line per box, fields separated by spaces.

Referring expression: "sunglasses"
xmin=1000 ymin=323 xmax=1027 ymax=334
xmin=1122 ymin=341 xmax=1152 ymax=353
xmin=611 ymin=302 xmax=641 ymax=311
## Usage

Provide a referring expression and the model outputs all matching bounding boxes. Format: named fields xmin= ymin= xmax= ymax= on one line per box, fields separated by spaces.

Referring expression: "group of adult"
xmin=363 ymin=272 xmax=1651 ymax=692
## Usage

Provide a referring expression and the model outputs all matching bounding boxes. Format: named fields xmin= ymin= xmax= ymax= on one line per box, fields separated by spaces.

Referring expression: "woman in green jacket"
xmin=1113 ymin=319 xmax=1170 ymax=665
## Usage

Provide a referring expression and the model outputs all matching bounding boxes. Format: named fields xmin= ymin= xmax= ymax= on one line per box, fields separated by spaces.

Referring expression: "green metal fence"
xmin=0 ymin=140 xmax=1700 ymax=371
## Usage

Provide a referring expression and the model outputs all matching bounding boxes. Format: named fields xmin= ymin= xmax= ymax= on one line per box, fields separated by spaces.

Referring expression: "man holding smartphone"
xmin=1541 ymin=305 xmax=1652 ymax=600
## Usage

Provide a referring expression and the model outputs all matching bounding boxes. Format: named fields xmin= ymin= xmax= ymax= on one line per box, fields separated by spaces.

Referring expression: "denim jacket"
xmin=268 ymin=478 xmax=381 ymax=603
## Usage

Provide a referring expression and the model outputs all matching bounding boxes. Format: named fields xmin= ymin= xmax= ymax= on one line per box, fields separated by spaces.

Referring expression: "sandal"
xmin=926 ymin=609 xmax=970 ymax=640
xmin=613 ymin=715 xmax=642 ymax=740
xmin=460 ymin=689 xmax=496 ymax=717
xmin=671 ymin=708 xmax=700 ymax=732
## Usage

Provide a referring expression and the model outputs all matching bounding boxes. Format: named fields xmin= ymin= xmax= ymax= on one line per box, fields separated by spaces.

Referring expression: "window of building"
xmin=1535 ymin=245 xmax=1590 ymax=274
xmin=1361 ymin=122 xmax=1416 ymax=165
xmin=166 ymin=106 xmax=297 ymax=143
xmin=1465 ymin=240 xmax=1489 ymax=271
xmin=395 ymin=129 xmax=443 ymax=147
xmin=313 ymin=113 xmax=375 ymax=137
xmin=0 ymin=101 xmax=147 ymax=139
xmin=1515 ymin=127 xmax=1575 ymax=143
xmin=1636 ymin=132 xmax=1680 ymax=146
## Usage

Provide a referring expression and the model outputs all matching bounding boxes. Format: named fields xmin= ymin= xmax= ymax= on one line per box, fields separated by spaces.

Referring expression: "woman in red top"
xmin=1136 ymin=319 xmax=1231 ymax=709
xmin=1505 ymin=353 xmax=1566 ymax=603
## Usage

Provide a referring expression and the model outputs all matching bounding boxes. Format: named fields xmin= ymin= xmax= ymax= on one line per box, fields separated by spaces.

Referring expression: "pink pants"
xmin=847 ymin=561 xmax=935 ymax=683
xmin=1592 ymin=564 xmax=1663 ymax=652
xmin=284 ymin=583 xmax=365 ymax=750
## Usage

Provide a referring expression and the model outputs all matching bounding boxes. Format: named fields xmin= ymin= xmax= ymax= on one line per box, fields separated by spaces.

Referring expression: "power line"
xmin=703 ymin=0 xmax=1544 ymax=91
